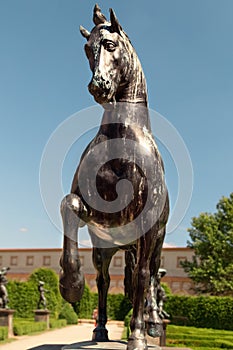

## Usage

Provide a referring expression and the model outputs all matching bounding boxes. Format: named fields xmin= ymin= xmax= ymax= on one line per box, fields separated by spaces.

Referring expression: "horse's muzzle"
xmin=88 ymin=78 xmax=112 ymax=104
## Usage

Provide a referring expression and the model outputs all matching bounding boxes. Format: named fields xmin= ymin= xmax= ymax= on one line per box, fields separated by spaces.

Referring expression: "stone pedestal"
xmin=159 ymin=319 xmax=170 ymax=346
xmin=0 ymin=308 xmax=15 ymax=338
xmin=62 ymin=340 xmax=159 ymax=350
xmin=146 ymin=334 xmax=161 ymax=349
xmin=34 ymin=309 xmax=50 ymax=329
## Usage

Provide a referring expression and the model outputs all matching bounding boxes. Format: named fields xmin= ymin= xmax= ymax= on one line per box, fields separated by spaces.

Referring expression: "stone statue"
xmin=156 ymin=268 xmax=170 ymax=320
xmin=37 ymin=281 xmax=48 ymax=310
xmin=144 ymin=268 xmax=169 ymax=338
xmin=0 ymin=267 xmax=10 ymax=309
xmin=59 ymin=5 xmax=169 ymax=350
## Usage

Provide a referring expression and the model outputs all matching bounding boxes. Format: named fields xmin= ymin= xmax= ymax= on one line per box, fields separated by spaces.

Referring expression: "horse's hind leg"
xmin=127 ymin=233 xmax=154 ymax=350
xmin=91 ymin=242 xmax=117 ymax=341
xmin=127 ymin=228 xmax=165 ymax=350
xmin=125 ymin=245 xmax=137 ymax=303
xmin=146 ymin=229 xmax=165 ymax=338
xmin=59 ymin=193 xmax=87 ymax=303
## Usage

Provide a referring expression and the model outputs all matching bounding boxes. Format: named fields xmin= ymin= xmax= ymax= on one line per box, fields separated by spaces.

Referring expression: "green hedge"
xmin=7 ymin=281 xmax=38 ymax=318
xmin=7 ymin=268 xmax=62 ymax=319
xmin=13 ymin=320 xmax=47 ymax=336
xmin=107 ymin=294 xmax=132 ymax=321
xmin=50 ymin=319 xmax=67 ymax=328
xmin=73 ymin=285 xmax=132 ymax=321
xmin=29 ymin=268 xmax=61 ymax=300
xmin=0 ymin=327 xmax=8 ymax=341
xmin=13 ymin=318 xmax=67 ymax=335
xmin=59 ymin=303 xmax=78 ymax=324
xmin=161 ymin=282 xmax=172 ymax=296
xmin=166 ymin=295 xmax=233 ymax=330
xmin=124 ymin=309 xmax=132 ymax=339
xmin=73 ymin=285 xmax=98 ymax=319
xmin=29 ymin=267 xmax=62 ymax=318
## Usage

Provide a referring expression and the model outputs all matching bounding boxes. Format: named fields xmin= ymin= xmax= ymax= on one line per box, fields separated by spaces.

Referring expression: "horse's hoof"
xmin=92 ymin=326 xmax=109 ymax=341
xmin=59 ymin=284 xmax=81 ymax=303
xmin=127 ymin=335 xmax=147 ymax=350
xmin=59 ymin=275 xmax=85 ymax=303
xmin=147 ymin=322 xmax=163 ymax=338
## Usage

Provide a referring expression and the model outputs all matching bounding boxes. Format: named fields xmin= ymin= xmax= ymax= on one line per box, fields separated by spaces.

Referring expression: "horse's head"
xmin=80 ymin=5 xmax=136 ymax=105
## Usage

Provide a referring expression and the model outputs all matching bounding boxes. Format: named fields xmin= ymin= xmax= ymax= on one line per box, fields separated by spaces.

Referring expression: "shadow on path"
xmin=64 ymin=340 xmax=128 ymax=349
xmin=28 ymin=340 xmax=128 ymax=350
xmin=26 ymin=341 xmax=191 ymax=350
xmin=27 ymin=340 xmax=166 ymax=350
xmin=27 ymin=345 xmax=65 ymax=350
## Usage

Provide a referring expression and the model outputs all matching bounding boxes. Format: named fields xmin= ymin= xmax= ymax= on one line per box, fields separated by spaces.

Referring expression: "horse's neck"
xmin=100 ymin=102 xmax=151 ymax=138
xmin=117 ymin=56 xmax=148 ymax=106
xmin=100 ymin=57 xmax=151 ymax=136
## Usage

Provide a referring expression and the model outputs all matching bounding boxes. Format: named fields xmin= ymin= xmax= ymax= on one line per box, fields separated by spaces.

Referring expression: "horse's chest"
xmin=78 ymin=154 xmax=146 ymax=202
xmin=72 ymin=127 xmax=165 ymax=228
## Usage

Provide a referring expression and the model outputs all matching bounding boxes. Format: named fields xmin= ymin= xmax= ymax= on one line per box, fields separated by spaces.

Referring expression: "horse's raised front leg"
xmin=59 ymin=193 xmax=87 ymax=303
xmin=91 ymin=242 xmax=117 ymax=341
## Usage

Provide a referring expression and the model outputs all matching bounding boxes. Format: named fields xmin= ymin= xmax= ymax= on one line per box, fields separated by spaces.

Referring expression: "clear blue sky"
xmin=0 ymin=0 xmax=232 ymax=248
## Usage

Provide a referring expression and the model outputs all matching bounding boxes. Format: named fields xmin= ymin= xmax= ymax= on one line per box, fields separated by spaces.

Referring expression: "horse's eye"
xmin=103 ymin=41 xmax=116 ymax=52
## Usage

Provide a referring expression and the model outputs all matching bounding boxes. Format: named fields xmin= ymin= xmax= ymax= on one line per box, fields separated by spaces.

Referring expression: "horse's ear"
xmin=80 ymin=25 xmax=90 ymax=40
xmin=93 ymin=4 xmax=107 ymax=25
xmin=109 ymin=8 xmax=122 ymax=35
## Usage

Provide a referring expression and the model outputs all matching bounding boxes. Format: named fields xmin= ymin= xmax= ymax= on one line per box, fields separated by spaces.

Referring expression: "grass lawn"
xmin=123 ymin=324 xmax=233 ymax=349
xmin=0 ymin=317 xmax=67 ymax=343
xmin=166 ymin=324 xmax=233 ymax=349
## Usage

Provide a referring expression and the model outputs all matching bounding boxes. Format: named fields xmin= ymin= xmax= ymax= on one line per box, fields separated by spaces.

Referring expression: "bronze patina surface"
xmin=59 ymin=5 xmax=169 ymax=350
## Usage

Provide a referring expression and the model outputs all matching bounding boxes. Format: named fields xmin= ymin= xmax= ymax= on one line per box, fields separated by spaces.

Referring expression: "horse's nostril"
xmin=88 ymin=80 xmax=99 ymax=91
xmin=91 ymin=79 xmax=99 ymax=87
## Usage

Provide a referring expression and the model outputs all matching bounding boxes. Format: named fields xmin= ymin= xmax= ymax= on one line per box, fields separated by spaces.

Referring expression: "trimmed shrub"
xmin=50 ymin=319 xmax=67 ymax=328
xmin=13 ymin=320 xmax=47 ymax=336
xmin=107 ymin=294 xmax=132 ymax=321
xmin=166 ymin=295 xmax=233 ymax=330
xmin=73 ymin=285 xmax=132 ymax=321
xmin=8 ymin=280 xmax=59 ymax=318
xmin=0 ymin=327 xmax=8 ymax=341
xmin=73 ymin=285 xmax=97 ymax=319
xmin=7 ymin=280 xmax=38 ymax=318
xmin=161 ymin=282 xmax=172 ymax=296
xmin=59 ymin=303 xmax=78 ymax=324
xmin=8 ymin=268 xmax=62 ymax=319
xmin=124 ymin=308 xmax=132 ymax=339
xmin=29 ymin=268 xmax=60 ymax=299
xmin=29 ymin=267 xmax=62 ymax=318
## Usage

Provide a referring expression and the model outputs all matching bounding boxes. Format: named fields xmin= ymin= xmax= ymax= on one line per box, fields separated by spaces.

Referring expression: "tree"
xmin=182 ymin=193 xmax=233 ymax=295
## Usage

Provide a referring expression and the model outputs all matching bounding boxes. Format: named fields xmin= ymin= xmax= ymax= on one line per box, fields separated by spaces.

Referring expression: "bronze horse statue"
xmin=59 ymin=5 xmax=169 ymax=350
